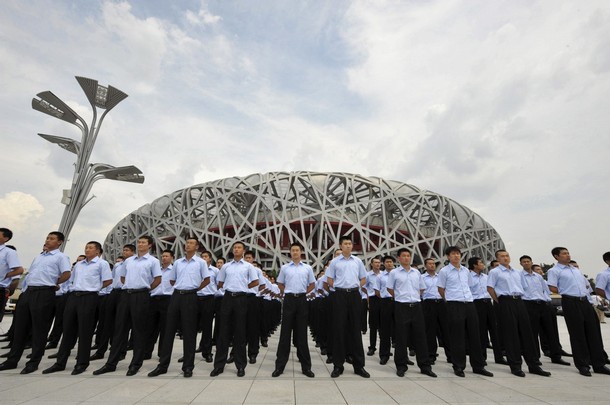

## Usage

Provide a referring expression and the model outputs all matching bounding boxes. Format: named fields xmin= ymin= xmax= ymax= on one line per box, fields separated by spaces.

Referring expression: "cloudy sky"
xmin=1 ymin=0 xmax=609 ymax=276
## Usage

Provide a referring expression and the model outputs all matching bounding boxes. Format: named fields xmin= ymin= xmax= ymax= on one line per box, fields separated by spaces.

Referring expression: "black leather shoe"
xmin=366 ymin=348 xmax=375 ymax=356
xmin=396 ymin=368 xmax=406 ymax=377
xmin=89 ymin=353 xmax=104 ymax=361
xmin=195 ymin=348 xmax=202 ymax=353
xmin=495 ymin=358 xmax=509 ymax=365
xmin=579 ymin=367 xmax=592 ymax=377
xmin=261 ymin=340 xmax=268 ymax=348
xmin=47 ymin=353 xmax=58 ymax=359
xmin=204 ymin=354 xmax=213 ymax=363
xmin=325 ymin=356 xmax=333 ymax=364
xmin=42 ymin=364 xmax=65 ymax=374
xmin=143 ymin=354 xmax=152 ymax=360
xmin=379 ymin=357 xmax=388 ymax=365
xmin=354 ymin=368 xmax=370 ymax=378
xmin=593 ymin=366 xmax=610 ymax=375
xmin=227 ymin=355 xmax=234 ymax=363
xmin=71 ymin=366 xmax=87 ymax=375
xmin=345 ymin=355 xmax=353 ymax=364
xmin=178 ymin=356 xmax=184 ymax=363
xmin=302 ymin=369 xmax=315 ymax=378
xmin=90 ymin=344 xmax=99 ymax=350
xmin=237 ymin=368 xmax=245 ymax=377
xmin=560 ymin=350 xmax=572 ymax=357
xmin=0 ymin=362 xmax=17 ymax=371
xmin=45 ymin=342 xmax=57 ymax=350
xmin=148 ymin=366 xmax=167 ymax=377
xmin=407 ymin=359 xmax=414 ymax=365
xmin=126 ymin=367 xmax=139 ymax=376
xmin=92 ymin=364 xmax=116 ymax=375
xmin=421 ymin=368 xmax=437 ymax=378
xmin=528 ymin=366 xmax=551 ymax=377
xmin=330 ymin=366 xmax=344 ymax=378
xmin=183 ymin=369 xmax=193 ymax=378
xmin=272 ymin=369 xmax=283 ymax=377
xmin=0 ymin=353 xmax=8 ymax=358
xmin=20 ymin=365 xmax=38 ymax=374
xmin=210 ymin=367 xmax=224 ymax=377
xmin=551 ymin=358 xmax=570 ymax=366
xmin=511 ymin=369 xmax=526 ymax=377
xmin=249 ymin=356 xmax=257 ymax=364
xmin=473 ymin=368 xmax=493 ymax=377
xmin=1 ymin=344 xmax=11 ymax=349
xmin=0 ymin=337 xmax=10 ymax=342
xmin=454 ymin=369 xmax=465 ymax=377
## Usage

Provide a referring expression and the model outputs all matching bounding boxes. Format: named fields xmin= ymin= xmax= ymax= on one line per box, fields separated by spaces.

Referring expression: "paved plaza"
xmin=0 ymin=314 xmax=609 ymax=404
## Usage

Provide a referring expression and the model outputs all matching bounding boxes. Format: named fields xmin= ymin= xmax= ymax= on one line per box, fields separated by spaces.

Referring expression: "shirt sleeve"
xmin=217 ymin=265 xmax=226 ymax=283
xmin=418 ymin=273 xmax=426 ymax=290
xmin=100 ymin=261 xmax=112 ymax=282
xmin=386 ymin=271 xmax=396 ymax=290
xmin=487 ymin=269 xmax=497 ymax=288
xmin=59 ymin=254 xmax=72 ymax=274
xmin=151 ymin=258 xmax=162 ymax=278
xmin=437 ymin=268 xmax=447 ymax=289
xmin=596 ymin=273 xmax=608 ymax=291
xmin=547 ymin=268 xmax=558 ymax=288
xmin=307 ymin=266 xmax=315 ymax=284
xmin=5 ymin=249 xmax=21 ymax=269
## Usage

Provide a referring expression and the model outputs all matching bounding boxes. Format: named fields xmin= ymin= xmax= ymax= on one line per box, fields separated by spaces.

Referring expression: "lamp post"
xmin=32 ymin=76 xmax=145 ymax=249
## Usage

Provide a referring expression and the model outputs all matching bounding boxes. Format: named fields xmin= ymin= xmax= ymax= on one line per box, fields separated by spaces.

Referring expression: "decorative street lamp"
xmin=32 ymin=76 xmax=145 ymax=249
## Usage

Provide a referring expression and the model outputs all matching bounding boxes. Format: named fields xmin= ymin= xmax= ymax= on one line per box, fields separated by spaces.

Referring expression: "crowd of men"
xmin=1 ymin=226 xmax=610 ymax=379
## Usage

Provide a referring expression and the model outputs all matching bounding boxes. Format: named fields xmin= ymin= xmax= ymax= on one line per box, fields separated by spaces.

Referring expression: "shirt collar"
xmin=498 ymin=264 xmax=515 ymax=272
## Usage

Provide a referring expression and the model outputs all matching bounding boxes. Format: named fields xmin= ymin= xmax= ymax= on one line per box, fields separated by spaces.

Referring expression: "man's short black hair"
xmin=0 ymin=228 xmax=13 ymax=241
xmin=467 ymin=257 xmax=482 ymax=270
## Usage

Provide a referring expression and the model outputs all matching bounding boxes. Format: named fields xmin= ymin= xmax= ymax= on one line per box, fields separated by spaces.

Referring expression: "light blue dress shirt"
xmin=437 ymin=264 xmax=475 ymax=302
xmin=387 ymin=266 xmax=425 ymax=303
xmin=366 ymin=270 xmax=382 ymax=297
xmin=422 ymin=272 xmax=442 ymax=300
xmin=170 ymin=255 xmax=210 ymax=290
xmin=27 ymin=249 xmax=71 ymax=287
xmin=277 ymin=261 xmax=315 ymax=294
xmin=198 ymin=265 xmax=219 ymax=296
xmin=217 ymin=259 xmax=259 ymax=292
xmin=0 ymin=244 xmax=21 ymax=288
xmin=522 ymin=271 xmax=550 ymax=301
xmin=487 ymin=265 xmax=526 ymax=296
xmin=595 ymin=267 xmax=610 ymax=298
xmin=150 ymin=265 xmax=174 ymax=296
xmin=547 ymin=263 xmax=589 ymax=297
xmin=326 ymin=254 xmax=367 ymax=288
xmin=374 ymin=271 xmax=392 ymax=298
xmin=122 ymin=253 xmax=162 ymax=289
xmin=470 ymin=271 xmax=491 ymax=299
xmin=69 ymin=256 xmax=112 ymax=292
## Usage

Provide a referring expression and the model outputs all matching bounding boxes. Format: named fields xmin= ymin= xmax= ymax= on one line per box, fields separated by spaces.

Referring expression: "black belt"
xmin=381 ymin=297 xmax=394 ymax=301
xmin=334 ymin=287 xmax=359 ymax=293
xmin=524 ymin=299 xmax=547 ymax=304
xmin=474 ymin=298 xmax=492 ymax=303
xmin=72 ymin=291 xmax=97 ymax=296
xmin=111 ymin=288 xmax=123 ymax=294
xmin=152 ymin=295 xmax=171 ymax=301
xmin=197 ymin=294 xmax=214 ymax=300
xmin=125 ymin=288 xmax=149 ymax=294
xmin=424 ymin=299 xmax=443 ymax=303
xmin=27 ymin=286 xmax=55 ymax=291
xmin=397 ymin=301 xmax=420 ymax=307
xmin=175 ymin=289 xmax=197 ymax=295
xmin=562 ymin=295 xmax=589 ymax=302
xmin=499 ymin=295 xmax=522 ymax=300
xmin=284 ymin=293 xmax=306 ymax=298
xmin=226 ymin=291 xmax=248 ymax=297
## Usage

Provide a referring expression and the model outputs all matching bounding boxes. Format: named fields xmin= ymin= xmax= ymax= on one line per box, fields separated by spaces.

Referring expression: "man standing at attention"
xmin=422 ymin=258 xmax=451 ymax=364
xmin=0 ymin=232 xmax=71 ymax=374
xmin=148 ymin=237 xmax=210 ymax=378
xmin=325 ymin=235 xmax=370 ymax=378
xmin=210 ymin=241 xmax=259 ymax=377
xmin=548 ymin=247 xmax=610 ymax=376
xmin=0 ymin=228 xmax=23 ymax=325
xmin=272 ymin=242 xmax=316 ymax=378
xmin=387 ymin=248 xmax=437 ymax=378
xmin=43 ymin=241 xmax=112 ymax=375
xmin=487 ymin=250 xmax=551 ymax=377
xmin=93 ymin=235 xmax=161 ymax=376
xmin=365 ymin=257 xmax=382 ymax=357
xmin=437 ymin=246 xmax=493 ymax=378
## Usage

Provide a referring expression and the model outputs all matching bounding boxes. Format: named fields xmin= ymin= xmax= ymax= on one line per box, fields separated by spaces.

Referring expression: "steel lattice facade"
xmin=103 ymin=171 xmax=504 ymax=271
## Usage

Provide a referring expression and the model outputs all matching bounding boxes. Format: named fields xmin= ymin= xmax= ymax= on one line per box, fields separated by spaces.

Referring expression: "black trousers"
xmin=379 ymin=297 xmax=394 ymax=359
xmin=214 ymin=293 xmax=248 ymax=370
xmin=394 ymin=302 xmax=431 ymax=372
xmin=94 ymin=289 xmax=123 ymax=356
xmin=368 ymin=296 xmax=381 ymax=350
xmin=496 ymin=296 xmax=538 ymax=370
xmin=361 ymin=298 xmax=368 ymax=333
xmin=94 ymin=294 xmax=108 ymax=346
xmin=473 ymin=298 xmax=503 ymax=361
xmin=106 ymin=290 xmax=150 ymax=369
xmin=524 ymin=300 xmax=562 ymax=360
xmin=146 ymin=295 xmax=171 ymax=357
xmin=212 ymin=296 xmax=223 ymax=343
xmin=56 ymin=292 xmax=99 ymax=368
xmin=0 ymin=287 xmax=8 ymax=323
xmin=6 ymin=287 xmax=55 ymax=368
xmin=159 ymin=291 xmax=199 ymax=372
xmin=47 ymin=294 xmax=67 ymax=345
xmin=331 ymin=290 xmax=365 ymax=369
xmin=562 ymin=296 xmax=606 ymax=369
xmin=324 ymin=294 xmax=335 ymax=357
xmin=246 ymin=295 xmax=261 ymax=358
xmin=197 ymin=295 xmax=215 ymax=355
xmin=422 ymin=299 xmax=451 ymax=362
xmin=445 ymin=301 xmax=485 ymax=371
xmin=275 ymin=295 xmax=311 ymax=371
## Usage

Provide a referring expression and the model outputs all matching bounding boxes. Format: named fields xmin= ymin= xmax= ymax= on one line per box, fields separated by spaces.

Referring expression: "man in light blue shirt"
xmin=197 ymin=250 xmax=218 ymax=363
xmin=595 ymin=251 xmax=610 ymax=300
xmin=149 ymin=237 xmax=210 ymax=378
xmin=365 ymin=257 xmax=382 ymax=356
xmin=387 ymin=248 xmax=436 ymax=378
xmin=93 ymin=236 xmax=161 ymax=376
xmin=0 ymin=228 xmax=23 ymax=324
xmin=43 ymin=241 xmax=112 ymax=375
xmin=487 ymin=250 xmax=550 ymax=377
xmin=0 ymin=231 xmax=71 ymax=374
xmin=437 ymin=246 xmax=492 ymax=378
xmin=547 ymin=247 xmax=610 ymax=376
xmin=145 ymin=249 xmax=174 ymax=360
xmin=374 ymin=256 xmax=395 ymax=366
